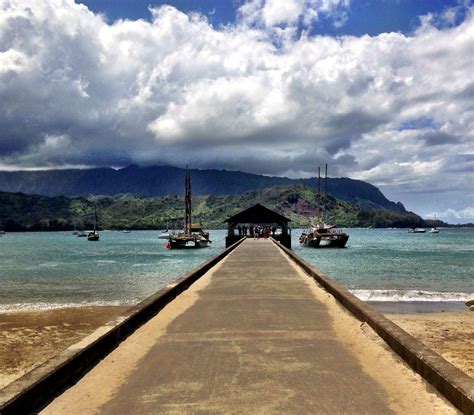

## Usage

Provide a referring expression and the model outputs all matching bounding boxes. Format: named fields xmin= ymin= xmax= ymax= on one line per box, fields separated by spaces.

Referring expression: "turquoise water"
xmin=0 ymin=228 xmax=472 ymax=311
xmin=0 ymin=230 xmax=226 ymax=311
xmin=293 ymin=228 xmax=473 ymax=302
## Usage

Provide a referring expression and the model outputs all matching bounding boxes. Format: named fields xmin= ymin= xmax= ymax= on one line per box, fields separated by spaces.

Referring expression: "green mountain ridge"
xmin=0 ymin=185 xmax=443 ymax=231
xmin=0 ymin=165 xmax=406 ymax=213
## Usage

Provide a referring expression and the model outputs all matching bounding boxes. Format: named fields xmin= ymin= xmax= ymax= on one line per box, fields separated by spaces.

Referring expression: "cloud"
xmin=431 ymin=207 xmax=474 ymax=222
xmin=0 ymin=0 xmax=473 ymax=218
xmin=237 ymin=0 xmax=351 ymax=29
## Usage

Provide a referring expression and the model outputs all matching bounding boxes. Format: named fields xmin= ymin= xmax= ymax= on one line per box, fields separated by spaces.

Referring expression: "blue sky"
xmin=81 ymin=0 xmax=466 ymax=35
xmin=0 ymin=0 xmax=472 ymax=222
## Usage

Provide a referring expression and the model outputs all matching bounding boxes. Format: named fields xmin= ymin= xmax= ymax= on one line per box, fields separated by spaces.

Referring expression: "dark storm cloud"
xmin=419 ymin=131 xmax=461 ymax=146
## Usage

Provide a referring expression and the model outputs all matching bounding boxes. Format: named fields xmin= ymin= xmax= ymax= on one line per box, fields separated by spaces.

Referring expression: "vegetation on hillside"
xmin=0 ymin=185 xmax=445 ymax=231
xmin=0 ymin=165 xmax=406 ymax=212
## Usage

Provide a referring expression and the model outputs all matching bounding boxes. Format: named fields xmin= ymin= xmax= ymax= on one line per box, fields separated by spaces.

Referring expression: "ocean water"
xmin=293 ymin=228 xmax=473 ymax=303
xmin=0 ymin=228 xmax=472 ymax=311
xmin=0 ymin=230 xmax=226 ymax=311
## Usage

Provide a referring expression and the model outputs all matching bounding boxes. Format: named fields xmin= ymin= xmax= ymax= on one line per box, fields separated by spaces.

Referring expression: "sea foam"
xmin=0 ymin=300 xmax=139 ymax=313
xmin=351 ymin=289 xmax=472 ymax=302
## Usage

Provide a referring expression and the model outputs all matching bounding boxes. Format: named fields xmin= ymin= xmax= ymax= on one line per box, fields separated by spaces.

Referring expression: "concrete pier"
xmin=39 ymin=239 xmax=462 ymax=414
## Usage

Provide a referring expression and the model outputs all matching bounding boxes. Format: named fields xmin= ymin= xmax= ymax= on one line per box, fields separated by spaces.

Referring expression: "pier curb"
xmin=0 ymin=237 xmax=245 ymax=415
xmin=272 ymin=239 xmax=474 ymax=414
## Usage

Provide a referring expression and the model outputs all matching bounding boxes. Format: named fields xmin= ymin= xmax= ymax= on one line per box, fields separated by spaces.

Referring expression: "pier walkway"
xmin=42 ymin=239 xmax=456 ymax=414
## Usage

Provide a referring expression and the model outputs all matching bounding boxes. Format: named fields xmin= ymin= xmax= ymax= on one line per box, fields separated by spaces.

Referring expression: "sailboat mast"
xmin=323 ymin=163 xmax=328 ymax=222
xmin=184 ymin=167 xmax=192 ymax=235
xmin=325 ymin=163 xmax=328 ymax=196
xmin=317 ymin=166 xmax=321 ymax=219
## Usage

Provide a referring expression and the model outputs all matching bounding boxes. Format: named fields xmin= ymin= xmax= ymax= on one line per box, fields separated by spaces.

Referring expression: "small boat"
xmin=158 ymin=218 xmax=171 ymax=239
xmin=408 ymin=228 xmax=426 ymax=233
xmin=158 ymin=230 xmax=172 ymax=239
xmin=87 ymin=231 xmax=99 ymax=241
xmin=429 ymin=215 xmax=440 ymax=233
xmin=167 ymin=168 xmax=211 ymax=249
xmin=122 ymin=230 xmax=131 ymax=233
xmin=77 ymin=231 xmax=87 ymax=237
xmin=87 ymin=210 xmax=100 ymax=241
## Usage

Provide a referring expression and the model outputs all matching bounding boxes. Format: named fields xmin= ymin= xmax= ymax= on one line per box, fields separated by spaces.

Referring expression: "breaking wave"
xmin=350 ymin=289 xmax=472 ymax=302
xmin=0 ymin=299 xmax=140 ymax=313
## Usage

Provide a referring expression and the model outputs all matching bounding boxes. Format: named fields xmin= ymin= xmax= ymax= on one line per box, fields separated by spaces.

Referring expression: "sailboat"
xmin=87 ymin=210 xmax=100 ymax=241
xmin=167 ymin=168 xmax=211 ymax=249
xmin=299 ymin=164 xmax=349 ymax=248
xmin=72 ymin=219 xmax=79 ymax=235
xmin=429 ymin=214 xmax=440 ymax=233
xmin=158 ymin=219 xmax=172 ymax=239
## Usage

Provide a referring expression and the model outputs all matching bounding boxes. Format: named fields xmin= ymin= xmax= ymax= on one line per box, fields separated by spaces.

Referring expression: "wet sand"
xmin=387 ymin=310 xmax=474 ymax=378
xmin=0 ymin=305 xmax=472 ymax=393
xmin=0 ymin=306 xmax=128 ymax=389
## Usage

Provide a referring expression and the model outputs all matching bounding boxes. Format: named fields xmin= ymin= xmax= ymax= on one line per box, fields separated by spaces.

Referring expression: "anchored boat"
xmin=300 ymin=223 xmax=349 ymax=248
xmin=168 ymin=168 xmax=211 ymax=249
xmin=408 ymin=228 xmax=426 ymax=233
xmin=87 ymin=210 xmax=100 ymax=241
xmin=158 ymin=219 xmax=172 ymax=239
xmin=169 ymin=224 xmax=211 ymax=249
xmin=300 ymin=164 xmax=349 ymax=249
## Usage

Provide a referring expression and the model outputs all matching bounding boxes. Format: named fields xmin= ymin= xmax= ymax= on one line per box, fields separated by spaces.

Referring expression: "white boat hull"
xmin=158 ymin=232 xmax=172 ymax=239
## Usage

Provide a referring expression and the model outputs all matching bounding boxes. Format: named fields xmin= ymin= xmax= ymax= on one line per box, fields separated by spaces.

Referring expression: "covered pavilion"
xmin=225 ymin=204 xmax=291 ymax=248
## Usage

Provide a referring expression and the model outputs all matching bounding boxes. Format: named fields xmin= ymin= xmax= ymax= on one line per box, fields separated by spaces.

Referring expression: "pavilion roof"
xmin=225 ymin=204 xmax=290 ymax=224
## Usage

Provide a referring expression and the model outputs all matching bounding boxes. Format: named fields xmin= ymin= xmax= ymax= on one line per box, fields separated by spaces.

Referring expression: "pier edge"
xmin=0 ymin=237 xmax=246 ymax=415
xmin=271 ymin=238 xmax=474 ymax=414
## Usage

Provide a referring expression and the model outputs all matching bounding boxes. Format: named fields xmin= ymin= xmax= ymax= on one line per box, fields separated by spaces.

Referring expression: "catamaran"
xmin=300 ymin=164 xmax=349 ymax=248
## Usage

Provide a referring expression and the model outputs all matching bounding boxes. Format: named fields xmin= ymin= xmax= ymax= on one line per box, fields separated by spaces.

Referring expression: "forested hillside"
xmin=0 ymin=185 xmax=438 ymax=231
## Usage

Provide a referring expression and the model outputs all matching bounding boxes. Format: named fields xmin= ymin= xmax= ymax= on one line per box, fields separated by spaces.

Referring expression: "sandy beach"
xmin=0 ymin=306 xmax=128 ymax=389
xmin=0 ymin=306 xmax=472 ymax=392
xmin=387 ymin=310 xmax=474 ymax=378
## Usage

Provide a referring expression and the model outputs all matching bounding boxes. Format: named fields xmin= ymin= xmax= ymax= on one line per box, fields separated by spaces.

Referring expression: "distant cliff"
xmin=0 ymin=165 xmax=406 ymax=213
xmin=0 ymin=185 xmax=432 ymax=231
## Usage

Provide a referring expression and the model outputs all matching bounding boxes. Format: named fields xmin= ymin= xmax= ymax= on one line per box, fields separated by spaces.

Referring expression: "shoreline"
xmin=0 ymin=303 xmax=472 ymax=391
xmin=369 ymin=300 xmax=467 ymax=314
xmin=0 ymin=299 xmax=467 ymax=315
xmin=0 ymin=305 xmax=128 ymax=389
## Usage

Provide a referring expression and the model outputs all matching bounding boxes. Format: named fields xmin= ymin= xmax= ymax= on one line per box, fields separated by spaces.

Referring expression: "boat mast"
xmin=325 ymin=163 xmax=328 ymax=197
xmin=324 ymin=163 xmax=328 ymax=222
xmin=317 ymin=166 xmax=321 ymax=221
xmin=184 ymin=166 xmax=192 ymax=235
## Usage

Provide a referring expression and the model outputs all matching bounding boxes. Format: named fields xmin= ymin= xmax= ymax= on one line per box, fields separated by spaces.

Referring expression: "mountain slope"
xmin=0 ymin=185 xmax=430 ymax=231
xmin=0 ymin=165 xmax=405 ymax=213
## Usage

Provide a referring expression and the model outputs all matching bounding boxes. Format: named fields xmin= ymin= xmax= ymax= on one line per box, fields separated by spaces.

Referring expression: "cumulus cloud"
xmin=237 ymin=0 xmax=350 ymax=29
xmin=429 ymin=207 xmax=474 ymax=223
xmin=0 ymin=0 xmax=473 ymax=217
